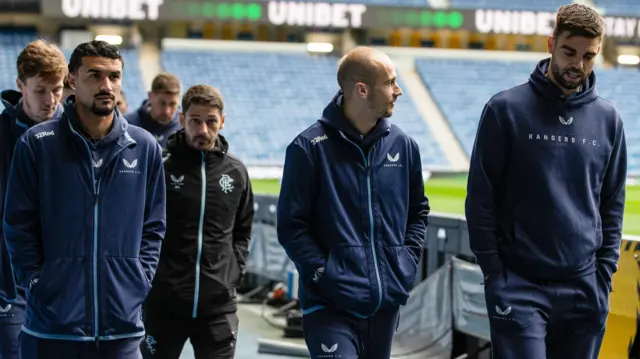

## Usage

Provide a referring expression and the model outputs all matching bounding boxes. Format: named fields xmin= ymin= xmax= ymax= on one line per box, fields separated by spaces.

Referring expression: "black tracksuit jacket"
xmin=145 ymin=131 xmax=254 ymax=318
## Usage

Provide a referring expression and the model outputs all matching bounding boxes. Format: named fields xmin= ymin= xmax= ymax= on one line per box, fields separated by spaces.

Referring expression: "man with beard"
xmin=0 ymin=39 xmax=67 ymax=359
xmin=3 ymin=40 xmax=166 ymax=358
xmin=466 ymin=4 xmax=626 ymax=358
xmin=125 ymin=73 xmax=182 ymax=148
xmin=277 ymin=47 xmax=429 ymax=359
xmin=140 ymin=85 xmax=253 ymax=359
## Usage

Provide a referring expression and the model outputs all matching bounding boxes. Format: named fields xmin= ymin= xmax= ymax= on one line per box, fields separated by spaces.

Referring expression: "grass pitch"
xmin=252 ymin=176 xmax=640 ymax=236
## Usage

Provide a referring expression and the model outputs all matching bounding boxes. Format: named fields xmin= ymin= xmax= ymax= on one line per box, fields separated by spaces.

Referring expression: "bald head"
xmin=337 ymin=47 xmax=393 ymax=95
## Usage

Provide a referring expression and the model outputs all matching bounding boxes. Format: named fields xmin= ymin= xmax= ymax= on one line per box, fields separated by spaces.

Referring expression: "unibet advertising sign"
xmin=473 ymin=9 xmax=640 ymax=39
xmin=56 ymin=0 xmax=163 ymax=20
xmin=41 ymin=0 xmax=467 ymax=31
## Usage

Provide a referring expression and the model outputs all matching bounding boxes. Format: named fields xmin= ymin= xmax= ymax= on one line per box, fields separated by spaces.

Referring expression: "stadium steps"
xmin=398 ymin=67 xmax=469 ymax=171
xmin=139 ymin=42 xmax=161 ymax=92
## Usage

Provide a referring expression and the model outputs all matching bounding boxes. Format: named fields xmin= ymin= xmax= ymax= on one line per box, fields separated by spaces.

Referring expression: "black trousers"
xmin=140 ymin=306 xmax=238 ymax=359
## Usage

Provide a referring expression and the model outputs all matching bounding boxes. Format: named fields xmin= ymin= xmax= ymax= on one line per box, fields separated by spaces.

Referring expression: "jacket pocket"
xmin=27 ymin=257 xmax=86 ymax=334
xmin=316 ymin=245 xmax=372 ymax=313
xmin=382 ymin=245 xmax=418 ymax=306
xmin=103 ymin=257 xmax=148 ymax=336
xmin=483 ymin=268 xmax=535 ymax=333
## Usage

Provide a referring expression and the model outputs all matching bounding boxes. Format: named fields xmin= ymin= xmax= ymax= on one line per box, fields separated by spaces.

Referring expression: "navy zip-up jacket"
xmin=2 ymin=97 xmax=166 ymax=341
xmin=466 ymin=58 xmax=627 ymax=288
xmin=0 ymin=90 xmax=63 ymax=305
xmin=125 ymin=100 xmax=181 ymax=149
xmin=277 ymin=91 xmax=430 ymax=317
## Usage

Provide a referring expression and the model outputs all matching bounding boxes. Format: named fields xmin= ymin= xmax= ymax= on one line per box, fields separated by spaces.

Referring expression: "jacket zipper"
xmin=75 ymin=134 xmax=101 ymax=341
xmin=192 ymin=152 xmax=207 ymax=318
xmin=338 ymin=131 xmax=383 ymax=315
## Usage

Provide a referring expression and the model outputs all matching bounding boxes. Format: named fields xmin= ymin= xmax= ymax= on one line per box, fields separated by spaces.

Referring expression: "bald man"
xmin=277 ymin=47 xmax=430 ymax=359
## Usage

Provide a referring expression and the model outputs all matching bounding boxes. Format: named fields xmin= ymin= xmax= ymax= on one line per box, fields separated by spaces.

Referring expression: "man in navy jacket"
xmin=0 ymin=39 xmax=67 ymax=359
xmin=466 ymin=4 xmax=626 ymax=359
xmin=277 ymin=47 xmax=430 ymax=359
xmin=3 ymin=40 xmax=166 ymax=358
xmin=125 ymin=73 xmax=182 ymax=148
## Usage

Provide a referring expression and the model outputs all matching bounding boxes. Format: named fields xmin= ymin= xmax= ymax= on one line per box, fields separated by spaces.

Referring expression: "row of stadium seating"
xmin=0 ymin=30 xmax=638 ymax=173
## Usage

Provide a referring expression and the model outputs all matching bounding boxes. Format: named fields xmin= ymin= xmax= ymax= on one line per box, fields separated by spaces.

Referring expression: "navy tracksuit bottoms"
xmin=0 ymin=297 xmax=24 ymax=359
xmin=302 ymin=307 xmax=399 ymax=359
xmin=484 ymin=266 xmax=609 ymax=359
xmin=20 ymin=333 xmax=143 ymax=359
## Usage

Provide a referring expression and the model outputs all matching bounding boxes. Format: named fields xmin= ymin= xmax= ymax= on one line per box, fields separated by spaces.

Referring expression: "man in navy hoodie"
xmin=0 ymin=39 xmax=67 ymax=359
xmin=3 ymin=40 xmax=166 ymax=358
xmin=277 ymin=47 xmax=430 ymax=359
xmin=466 ymin=4 xmax=626 ymax=359
xmin=125 ymin=72 xmax=182 ymax=148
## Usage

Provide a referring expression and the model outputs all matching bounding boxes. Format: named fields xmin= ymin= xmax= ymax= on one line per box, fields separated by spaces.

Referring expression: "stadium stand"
xmin=416 ymin=58 xmax=640 ymax=174
xmin=162 ymin=49 xmax=449 ymax=168
xmin=449 ymin=0 xmax=566 ymax=11
xmin=594 ymin=0 xmax=638 ymax=16
xmin=0 ymin=29 xmax=37 ymax=91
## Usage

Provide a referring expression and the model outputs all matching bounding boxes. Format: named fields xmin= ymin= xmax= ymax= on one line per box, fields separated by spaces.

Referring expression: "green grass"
xmin=252 ymin=177 xmax=640 ymax=236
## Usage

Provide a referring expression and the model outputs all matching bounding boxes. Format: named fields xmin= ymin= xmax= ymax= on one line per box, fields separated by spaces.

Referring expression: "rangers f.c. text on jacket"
xmin=0 ymin=90 xmax=63 ymax=304
xmin=146 ymin=130 xmax=254 ymax=319
xmin=2 ymin=97 xmax=166 ymax=341
xmin=277 ymin=91 xmax=430 ymax=318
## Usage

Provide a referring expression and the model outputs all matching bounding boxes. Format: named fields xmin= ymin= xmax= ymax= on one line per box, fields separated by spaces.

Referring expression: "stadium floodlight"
xmin=307 ymin=42 xmax=333 ymax=53
xmin=95 ymin=35 xmax=123 ymax=45
xmin=617 ymin=54 xmax=640 ymax=66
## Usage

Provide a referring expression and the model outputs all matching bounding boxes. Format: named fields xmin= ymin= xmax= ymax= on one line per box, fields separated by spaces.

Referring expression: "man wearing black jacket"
xmin=141 ymin=85 xmax=254 ymax=359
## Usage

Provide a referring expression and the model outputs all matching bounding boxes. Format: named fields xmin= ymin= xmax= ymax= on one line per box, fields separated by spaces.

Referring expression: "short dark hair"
xmin=17 ymin=39 xmax=67 ymax=83
xmin=151 ymin=73 xmax=181 ymax=95
xmin=63 ymin=75 xmax=71 ymax=89
xmin=68 ymin=40 xmax=123 ymax=74
xmin=181 ymin=85 xmax=224 ymax=114
xmin=554 ymin=4 xmax=604 ymax=39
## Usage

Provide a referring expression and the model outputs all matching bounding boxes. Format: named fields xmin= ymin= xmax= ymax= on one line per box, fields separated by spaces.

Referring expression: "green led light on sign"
xmin=176 ymin=2 xmax=262 ymax=21
xmin=388 ymin=10 xmax=464 ymax=29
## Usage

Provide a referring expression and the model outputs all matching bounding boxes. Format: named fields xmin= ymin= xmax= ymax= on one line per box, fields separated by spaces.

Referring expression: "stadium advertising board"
xmin=471 ymin=9 xmax=640 ymax=39
xmin=42 ymin=0 xmax=465 ymax=30
xmin=42 ymin=0 xmax=640 ymax=39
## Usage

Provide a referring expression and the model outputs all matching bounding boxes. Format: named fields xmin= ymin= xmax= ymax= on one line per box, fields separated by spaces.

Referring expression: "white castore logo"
xmin=0 ymin=304 xmax=11 ymax=313
xmin=558 ymin=116 xmax=573 ymax=125
xmin=123 ymin=159 xmax=138 ymax=169
xmin=495 ymin=305 xmax=511 ymax=316
xmin=321 ymin=343 xmax=338 ymax=353
xmin=387 ymin=153 xmax=399 ymax=162
xmin=170 ymin=174 xmax=184 ymax=189
xmin=154 ymin=134 xmax=164 ymax=142
xmin=219 ymin=174 xmax=234 ymax=194
xmin=93 ymin=159 xmax=103 ymax=168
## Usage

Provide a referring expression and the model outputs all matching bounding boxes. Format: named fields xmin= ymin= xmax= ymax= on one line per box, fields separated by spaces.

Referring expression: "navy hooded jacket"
xmin=125 ymin=99 xmax=181 ymax=149
xmin=0 ymin=90 xmax=63 ymax=306
xmin=277 ymin=91 xmax=430 ymax=318
xmin=2 ymin=96 xmax=166 ymax=341
xmin=466 ymin=59 xmax=627 ymax=288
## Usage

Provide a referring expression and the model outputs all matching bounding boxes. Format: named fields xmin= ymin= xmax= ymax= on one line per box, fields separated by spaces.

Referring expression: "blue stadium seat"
xmin=0 ymin=30 xmax=38 ymax=91
xmin=162 ymin=50 xmax=448 ymax=169
xmin=416 ymin=58 xmax=640 ymax=174
xmin=450 ymin=0 xmax=565 ymax=11
xmin=594 ymin=0 xmax=640 ymax=16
